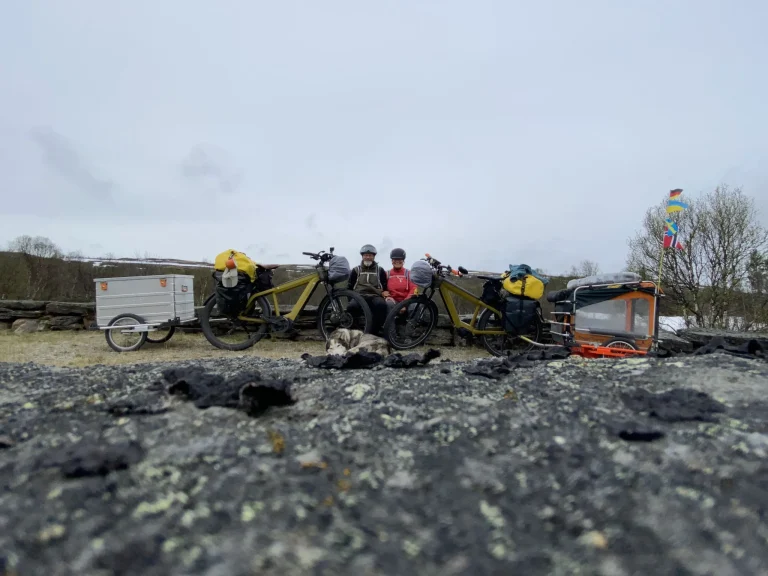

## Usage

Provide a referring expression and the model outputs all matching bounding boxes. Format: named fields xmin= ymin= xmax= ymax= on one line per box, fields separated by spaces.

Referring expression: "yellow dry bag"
xmin=502 ymin=273 xmax=545 ymax=300
xmin=214 ymin=249 xmax=258 ymax=283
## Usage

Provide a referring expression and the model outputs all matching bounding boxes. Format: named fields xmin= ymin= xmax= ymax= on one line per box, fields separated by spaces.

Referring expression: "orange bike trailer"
xmin=546 ymin=273 xmax=663 ymax=357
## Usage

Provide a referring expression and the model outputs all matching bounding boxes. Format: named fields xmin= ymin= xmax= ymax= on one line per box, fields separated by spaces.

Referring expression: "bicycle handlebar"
xmin=302 ymin=247 xmax=335 ymax=262
xmin=423 ymin=253 xmax=468 ymax=277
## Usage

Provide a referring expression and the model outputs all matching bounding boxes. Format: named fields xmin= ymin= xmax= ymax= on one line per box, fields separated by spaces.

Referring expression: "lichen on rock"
xmin=0 ymin=352 xmax=767 ymax=575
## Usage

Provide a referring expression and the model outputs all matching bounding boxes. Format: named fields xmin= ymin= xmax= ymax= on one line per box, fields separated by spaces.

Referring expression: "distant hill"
xmin=0 ymin=250 xmax=562 ymax=315
xmin=0 ymin=250 xmax=681 ymax=318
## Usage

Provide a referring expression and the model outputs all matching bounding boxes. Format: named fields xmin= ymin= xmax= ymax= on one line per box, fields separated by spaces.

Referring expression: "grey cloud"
xmin=181 ymin=144 xmax=242 ymax=195
xmin=29 ymin=127 xmax=116 ymax=204
xmin=2 ymin=2 xmax=766 ymax=271
xmin=379 ymin=237 xmax=394 ymax=258
xmin=305 ymin=213 xmax=329 ymax=242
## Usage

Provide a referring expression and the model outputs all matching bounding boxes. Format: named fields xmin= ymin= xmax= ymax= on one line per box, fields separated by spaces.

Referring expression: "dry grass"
xmin=0 ymin=330 xmax=490 ymax=368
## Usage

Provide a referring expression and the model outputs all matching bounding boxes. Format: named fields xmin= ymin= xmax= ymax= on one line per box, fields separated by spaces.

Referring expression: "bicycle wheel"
xmin=199 ymin=294 xmax=272 ymax=351
xmin=317 ymin=289 xmax=374 ymax=339
xmin=382 ymin=297 xmax=439 ymax=350
xmin=477 ymin=306 xmax=542 ymax=357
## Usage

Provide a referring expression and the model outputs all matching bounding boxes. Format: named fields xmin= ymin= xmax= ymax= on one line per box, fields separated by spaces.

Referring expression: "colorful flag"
xmin=661 ymin=189 xmax=686 ymax=248
xmin=662 ymin=221 xmax=684 ymax=250
xmin=658 ymin=190 xmax=687 ymax=287
xmin=666 ymin=189 xmax=689 ymax=213
xmin=664 ymin=218 xmax=678 ymax=235
xmin=667 ymin=200 xmax=689 ymax=213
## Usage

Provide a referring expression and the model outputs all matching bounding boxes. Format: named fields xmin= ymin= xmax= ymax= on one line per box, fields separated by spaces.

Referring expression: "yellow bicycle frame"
xmin=236 ymin=271 xmax=323 ymax=325
xmin=423 ymin=275 xmax=507 ymax=336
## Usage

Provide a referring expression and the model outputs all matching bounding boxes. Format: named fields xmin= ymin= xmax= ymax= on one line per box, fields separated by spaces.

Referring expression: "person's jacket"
xmin=386 ymin=267 xmax=417 ymax=302
xmin=348 ymin=262 xmax=388 ymax=296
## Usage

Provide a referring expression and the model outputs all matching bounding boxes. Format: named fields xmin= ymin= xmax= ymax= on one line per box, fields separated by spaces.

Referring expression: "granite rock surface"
xmin=1 ymin=349 xmax=767 ymax=576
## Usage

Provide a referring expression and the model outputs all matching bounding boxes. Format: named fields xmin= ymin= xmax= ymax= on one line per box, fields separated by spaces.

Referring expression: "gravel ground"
xmin=0 ymin=331 xmax=487 ymax=367
xmin=1 ymin=349 xmax=767 ymax=576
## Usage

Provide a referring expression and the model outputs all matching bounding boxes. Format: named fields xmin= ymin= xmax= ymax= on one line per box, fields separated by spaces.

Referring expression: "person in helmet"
xmin=386 ymin=247 xmax=416 ymax=304
xmin=347 ymin=244 xmax=391 ymax=333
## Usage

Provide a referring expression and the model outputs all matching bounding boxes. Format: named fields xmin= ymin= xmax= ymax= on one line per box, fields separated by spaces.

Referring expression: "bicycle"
xmin=381 ymin=254 xmax=544 ymax=356
xmin=199 ymin=247 xmax=373 ymax=351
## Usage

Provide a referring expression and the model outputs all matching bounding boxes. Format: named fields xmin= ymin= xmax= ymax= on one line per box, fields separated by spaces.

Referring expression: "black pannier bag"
xmin=213 ymin=270 xmax=252 ymax=317
xmin=255 ymin=267 xmax=274 ymax=292
xmin=502 ymin=295 xmax=539 ymax=335
xmin=480 ymin=279 xmax=503 ymax=309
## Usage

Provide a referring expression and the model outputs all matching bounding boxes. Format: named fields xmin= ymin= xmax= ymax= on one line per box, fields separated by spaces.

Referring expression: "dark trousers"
xmin=348 ymin=295 xmax=390 ymax=334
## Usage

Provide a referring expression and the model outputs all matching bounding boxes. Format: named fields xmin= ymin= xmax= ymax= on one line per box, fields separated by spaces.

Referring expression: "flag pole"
xmin=657 ymin=188 xmax=686 ymax=293
xmin=656 ymin=242 xmax=665 ymax=291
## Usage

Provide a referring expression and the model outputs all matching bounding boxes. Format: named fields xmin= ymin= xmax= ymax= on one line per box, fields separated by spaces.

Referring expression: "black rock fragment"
xmin=505 ymin=346 xmax=572 ymax=364
xmin=604 ymin=418 xmax=666 ymax=442
xmin=693 ymin=336 xmax=765 ymax=359
xmin=302 ymin=349 xmax=441 ymax=369
xmin=302 ymin=351 xmax=383 ymax=369
xmin=165 ymin=368 xmax=232 ymax=408
xmin=463 ymin=346 xmax=571 ymax=378
xmin=57 ymin=440 xmax=145 ymax=478
xmin=618 ymin=429 xmax=666 ymax=442
xmin=382 ymin=348 xmax=441 ymax=368
xmin=233 ymin=374 xmax=295 ymax=416
xmin=463 ymin=362 xmax=510 ymax=380
xmin=647 ymin=347 xmax=679 ymax=359
xmin=649 ymin=336 xmax=765 ymax=360
xmin=163 ymin=369 xmax=295 ymax=415
xmin=621 ymin=387 xmax=727 ymax=423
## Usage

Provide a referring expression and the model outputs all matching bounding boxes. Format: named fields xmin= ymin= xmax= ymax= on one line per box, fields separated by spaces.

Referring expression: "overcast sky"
xmin=1 ymin=0 xmax=766 ymax=274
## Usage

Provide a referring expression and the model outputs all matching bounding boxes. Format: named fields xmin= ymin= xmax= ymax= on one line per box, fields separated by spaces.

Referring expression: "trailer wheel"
xmin=604 ymin=337 xmax=637 ymax=350
xmin=106 ymin=313 xmax=148 ymax=352
xmin=146 ymin=326 xmax=176 ymax=344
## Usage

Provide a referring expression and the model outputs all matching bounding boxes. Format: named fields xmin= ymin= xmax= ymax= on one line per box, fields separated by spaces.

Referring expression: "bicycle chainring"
xmin=269 ymin=316 xmax=294 ymax=334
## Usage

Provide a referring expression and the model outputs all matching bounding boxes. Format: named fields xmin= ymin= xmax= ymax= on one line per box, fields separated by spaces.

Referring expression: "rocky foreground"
xmin=1 ymin=345 xmax=767 ymax=575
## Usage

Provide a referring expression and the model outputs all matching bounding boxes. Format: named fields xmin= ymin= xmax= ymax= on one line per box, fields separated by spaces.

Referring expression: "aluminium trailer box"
xmin=94 ymin=274 xmax=196 ymax=328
